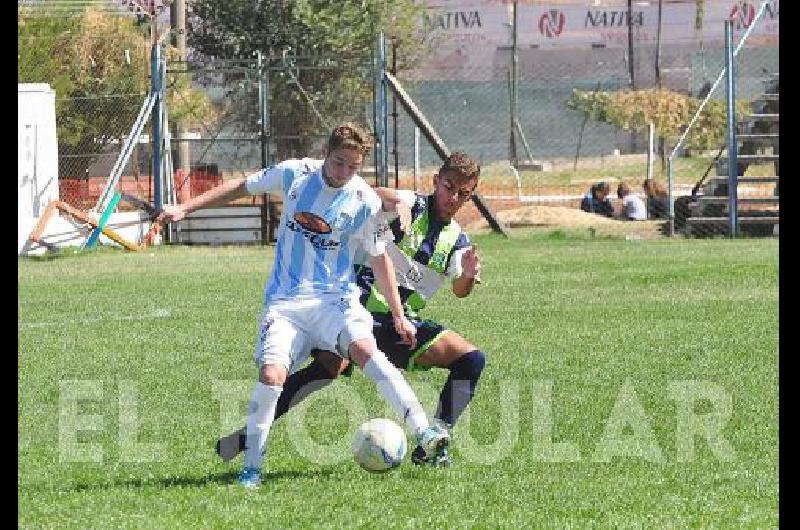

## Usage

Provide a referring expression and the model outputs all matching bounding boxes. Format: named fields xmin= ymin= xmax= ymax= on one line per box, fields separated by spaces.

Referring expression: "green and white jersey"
xmin=355 ymin=191 xmax=472 ymax=318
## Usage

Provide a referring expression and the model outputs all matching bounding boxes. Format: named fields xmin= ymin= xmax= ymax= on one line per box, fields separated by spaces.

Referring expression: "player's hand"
xmin=462 ymin=244 xmax=481 ymax=281
xmin=155 ymin=204 xmax=187 ymax=224
xmin=396 ymin=201 xmax=412 ymax=233
xmin=393 ymin=315 xmax=417 ymax=350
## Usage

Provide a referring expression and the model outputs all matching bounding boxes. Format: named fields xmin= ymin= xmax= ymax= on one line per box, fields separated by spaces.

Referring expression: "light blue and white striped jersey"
xmin=246 ymin=158 xmax=390 ymax=302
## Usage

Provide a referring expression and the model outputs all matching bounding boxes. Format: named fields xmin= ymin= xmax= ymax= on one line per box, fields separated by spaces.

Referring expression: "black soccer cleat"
xmin=215 ymin=427 xmax=247 ymax=462
xmin=411 ymin=444 xmax=452 ymax=467
xmin=411 ymin=420 xmax=452 ymax=467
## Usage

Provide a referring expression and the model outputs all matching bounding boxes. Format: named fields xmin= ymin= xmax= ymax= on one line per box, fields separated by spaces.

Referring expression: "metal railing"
xmin=666 ymin=0 xmax=771 ymax=236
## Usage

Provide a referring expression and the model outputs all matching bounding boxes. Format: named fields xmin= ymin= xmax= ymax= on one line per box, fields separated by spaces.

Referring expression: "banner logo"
xmin=730 ymin=1 xmax=756 ymax=29
xmin=539 ymin=9 xmax=566 ymax=38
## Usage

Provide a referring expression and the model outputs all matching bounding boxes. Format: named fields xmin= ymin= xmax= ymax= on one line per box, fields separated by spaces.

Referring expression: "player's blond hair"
xmin=440 ymin=151 xmax=481 ymax=184
xmin=327 ymin=122 xmax=373 ymax=156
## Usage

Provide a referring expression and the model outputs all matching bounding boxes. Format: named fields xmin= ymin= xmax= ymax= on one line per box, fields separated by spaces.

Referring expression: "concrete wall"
xmin=19 ymin=84 xmax=59 ymax=254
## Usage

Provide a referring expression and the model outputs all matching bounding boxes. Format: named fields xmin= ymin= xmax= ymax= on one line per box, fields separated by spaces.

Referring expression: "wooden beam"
xmin=28 ymin=201 xmax=58 ymax=243
xmin=383 ymin=71 xmax=510 ymax=238
xmin=53 ymin=200 xmax=143 ymax=251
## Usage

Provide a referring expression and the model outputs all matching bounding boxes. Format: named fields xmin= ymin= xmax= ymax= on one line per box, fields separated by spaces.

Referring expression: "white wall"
xmin=19 ymin=84 xmax=59 ymax=255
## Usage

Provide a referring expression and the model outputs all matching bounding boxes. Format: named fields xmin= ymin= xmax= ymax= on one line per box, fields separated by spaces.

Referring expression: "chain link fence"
xmin=18 ymin=4 xmax=777 ymax=238
xmin=19 ymin=37 xmax=154 ymax=211
xmin=170 ymin=53 xmax=376 ymax=185
xmin=391 ymin=40 xmax=777 ymax=237
xmin=18 ymin=8 xmax=155 ymax=213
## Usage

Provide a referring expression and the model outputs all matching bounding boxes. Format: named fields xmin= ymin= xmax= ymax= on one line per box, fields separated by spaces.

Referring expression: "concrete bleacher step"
xmin=694 ymin=196 xmax=779 ymax=205
xmin=738 ymin=133 xmax=779 ymax=142
xmin=706 ymin=175 xmax=779 ymax=184
xmin=686 ymin=79 xmax=778 ymax=236
xmin=686 ymin=216 xmax=779 ymax=224
xmin=741 ymin=113 xmax=779 ymax=122
xmin=731 ymin=154 xmax=778 ymax=162
xmin=716 ymin=154 xmax=779 ymax=169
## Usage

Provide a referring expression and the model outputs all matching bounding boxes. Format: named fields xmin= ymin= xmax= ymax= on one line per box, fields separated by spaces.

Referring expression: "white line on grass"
xmin=18 ymin=308 xmax=171 ymax=329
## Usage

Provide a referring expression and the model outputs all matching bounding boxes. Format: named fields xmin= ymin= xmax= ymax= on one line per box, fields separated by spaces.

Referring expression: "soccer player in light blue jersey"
xmin=215 ymin=152 xmax=486 ymax=468
xmin=157 ymin=123 xmax=449 ymax=488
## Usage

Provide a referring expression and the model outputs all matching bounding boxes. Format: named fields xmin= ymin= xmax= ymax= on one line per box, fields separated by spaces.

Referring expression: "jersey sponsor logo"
xmin=286 ymin=216 xmax=341 ymax=250
xmin=294 ymin=212 xmax=332 ymax=234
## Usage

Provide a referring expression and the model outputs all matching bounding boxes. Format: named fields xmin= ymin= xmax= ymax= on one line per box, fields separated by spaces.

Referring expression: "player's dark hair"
xmin=440 ymin=151 xmax=481 ymax=184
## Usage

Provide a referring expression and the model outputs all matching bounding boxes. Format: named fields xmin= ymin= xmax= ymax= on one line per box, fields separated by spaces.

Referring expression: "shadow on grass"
xmin=19 ymin=245 xmax=126 ymax=262
xmin=55 ymin=468 xmax=340 ymax=492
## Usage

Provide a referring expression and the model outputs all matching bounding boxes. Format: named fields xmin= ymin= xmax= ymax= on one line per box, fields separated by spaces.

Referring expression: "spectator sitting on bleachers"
xmin=642 ymin=179 xmax=668 ymax=219
xmin=580 ymin=181 xmax=614 ymax=217
xmin=617 ymin=182 xmax=647 ymax=221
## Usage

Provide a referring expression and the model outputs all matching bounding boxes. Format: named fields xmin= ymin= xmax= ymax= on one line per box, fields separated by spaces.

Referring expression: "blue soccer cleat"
xmin=238 ymin=467 xmax=261 ymax=489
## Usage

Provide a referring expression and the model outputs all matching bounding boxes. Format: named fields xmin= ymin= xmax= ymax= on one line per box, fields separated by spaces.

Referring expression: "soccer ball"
xmin=351 ymin=418 xmax=407 ymax=473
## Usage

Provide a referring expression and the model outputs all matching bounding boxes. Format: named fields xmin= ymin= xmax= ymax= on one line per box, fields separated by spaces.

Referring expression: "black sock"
xmin=274 ymin=360 xmax=335 ymax=421
xmin=435 ymin=350 xmax=486 ymax=427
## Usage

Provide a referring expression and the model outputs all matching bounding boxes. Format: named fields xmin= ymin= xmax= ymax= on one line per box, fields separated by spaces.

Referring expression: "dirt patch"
xmin=464 ymin=205 xmax=666 ymax=239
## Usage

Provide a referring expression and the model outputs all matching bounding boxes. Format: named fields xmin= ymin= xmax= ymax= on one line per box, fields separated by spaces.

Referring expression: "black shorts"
xmin=368 ymin=314 xmax=449 ymax=372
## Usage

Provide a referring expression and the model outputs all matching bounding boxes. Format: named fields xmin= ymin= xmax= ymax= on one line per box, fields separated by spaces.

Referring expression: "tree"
xmin=567 ymin=88 xmax=750 ymax=154
xmin=186 ymin=0 xmax=430 ymax=157
xmin=695 ymin=0 xmax=705 ymax=31
xmin=18 ymin=5 xmax=215 ymax=179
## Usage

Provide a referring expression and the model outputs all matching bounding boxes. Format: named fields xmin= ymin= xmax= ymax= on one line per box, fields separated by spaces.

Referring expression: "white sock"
xmin=243 ymin=382 xmax=282 ymax=471
xmin=362 ymin=352 xmax=429 ymax=436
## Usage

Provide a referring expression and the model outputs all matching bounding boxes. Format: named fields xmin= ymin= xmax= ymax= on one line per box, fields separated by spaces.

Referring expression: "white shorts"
xmin=253 ymin=294 xmax=374 ymax=373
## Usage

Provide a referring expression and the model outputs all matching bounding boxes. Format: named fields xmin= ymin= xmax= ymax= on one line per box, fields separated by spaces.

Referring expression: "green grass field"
xmin=19 ymin=233 xmax=778 ymax=528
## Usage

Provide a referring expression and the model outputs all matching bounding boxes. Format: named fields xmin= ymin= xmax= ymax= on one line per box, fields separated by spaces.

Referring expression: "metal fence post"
xmin=151 ymin=42 xmax=163 ymax=212
xmin=257 ymin=50 xmax=269 ymax=245
xmin=647 ymin=122 xmax=654 ymax=181
xmin=725 ymin=19 xmax=739 ymax=238
xmin=667 ymin=156 xmax=675 ymax=237
xmin=377 ymin=33 xmax=389 ymax=187
xmin=509 ymin=2 xmax=518 ymax=167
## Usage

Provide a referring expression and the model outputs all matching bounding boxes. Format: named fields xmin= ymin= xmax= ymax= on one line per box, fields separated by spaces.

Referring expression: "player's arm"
xmin=451 ymin=244 xmax=481 ymax=298
xmin=156 ymin=162 xmax=291 ymax=223
xmin=374 ymin=187 xmax=414 ymax=232
xmin=157 ymin=178 xmax=249 ymax=223
xmin=369 ymin=251 xmax=417 ymax=350
xmin=359 ymin=204 xmax=417 ymax=349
